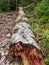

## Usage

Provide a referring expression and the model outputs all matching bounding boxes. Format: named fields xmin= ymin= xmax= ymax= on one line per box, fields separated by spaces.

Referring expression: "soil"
xmin=0 ymin=11 xmax=18 ymax=65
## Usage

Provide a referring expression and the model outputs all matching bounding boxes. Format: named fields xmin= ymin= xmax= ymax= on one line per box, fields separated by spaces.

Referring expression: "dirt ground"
xmin=0 ymin=11 xmax=18 ymax=65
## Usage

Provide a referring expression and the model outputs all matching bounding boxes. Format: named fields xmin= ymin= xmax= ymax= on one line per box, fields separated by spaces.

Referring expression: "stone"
xmin=6 ymin=33 xmax=11 ymax=38
xmin=1 ymin=52 xmax=4 ymax=56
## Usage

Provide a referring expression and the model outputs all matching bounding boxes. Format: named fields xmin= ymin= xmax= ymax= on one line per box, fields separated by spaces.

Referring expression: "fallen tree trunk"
xmin=9 ymin=7 xmax=46 ymax=65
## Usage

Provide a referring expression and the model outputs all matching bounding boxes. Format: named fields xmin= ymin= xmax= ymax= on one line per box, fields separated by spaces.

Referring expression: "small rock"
xmin=6 ymin=33 xmax=11 ymax=38
xmin=1 ymin=52 xmax=4 ymax=56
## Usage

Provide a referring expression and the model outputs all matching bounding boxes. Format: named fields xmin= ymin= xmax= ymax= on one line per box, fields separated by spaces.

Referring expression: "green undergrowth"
xmin=26 ymin=17 xmax=49 ymax=65
xmin=25 ymin=1 xmax=49 ymax=64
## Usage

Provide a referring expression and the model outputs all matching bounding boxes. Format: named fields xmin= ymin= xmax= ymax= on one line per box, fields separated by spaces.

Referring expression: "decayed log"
xmin=9 ymin=21 xmax=46 ymax=65
xmin=10 ymin=42 xmax=46 ymax=65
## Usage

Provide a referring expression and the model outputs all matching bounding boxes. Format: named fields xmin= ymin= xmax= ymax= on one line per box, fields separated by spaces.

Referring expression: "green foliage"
xmin=45 ymin=57 xmax=49 ymax=65
xmin=0 ymin=0 xmax=16 ymax=11
xmin=18 ymin=0 xmax=35 ymax=6
xmin=0 ymin=0 xmax=10 ymax=11
xmin=41 ymin=29 xmax=49 ymax=51
xmin=34 ymin=0 xmax=49 ymax=24
xmin=0 ymin=0 xmax=37 ymax=11
xmin=26 ymin=17 xmax=49 ymax=65
xmin=10 ymin=0 xmax=16 ymax=10
xmin=41 ymin=29 xmax=49 ymax=38
xmin=35 ymin=16 xmax=49 ymax=24
xmin=34 ymin=0 xmax=49 ymax=16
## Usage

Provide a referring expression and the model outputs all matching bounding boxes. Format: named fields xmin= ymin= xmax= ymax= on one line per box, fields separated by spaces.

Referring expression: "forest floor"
xmin=0 ymin=11 xmax=18 ymax=65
